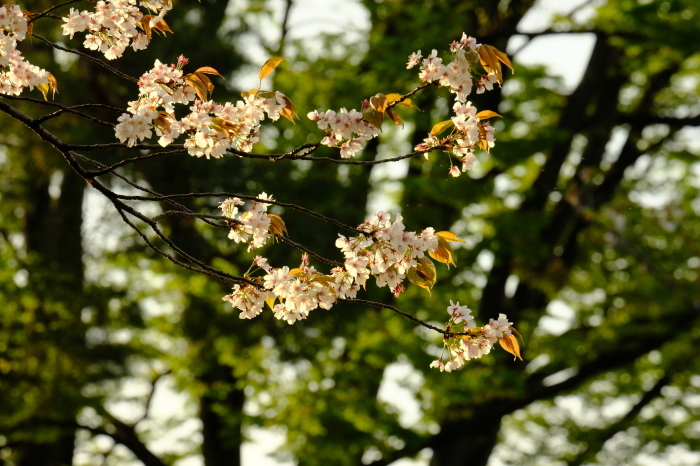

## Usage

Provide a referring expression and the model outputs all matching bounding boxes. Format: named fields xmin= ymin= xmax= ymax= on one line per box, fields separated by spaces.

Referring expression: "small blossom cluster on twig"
xmin=62 ymin=0 xmax=172 ymax=60
xmin=430 ymin=302 xmax=514 ymax=372
xmin=409 ymin=33 xmax=502 ymax=177
xmin=307 ymin=108 xmax=381 ymax=158
xmin=219 ymin=193 xmax=275 ymax=251
xmin=114 ymin=58 xmax=288 ymax=156
xmin=0 ymin=5 xmax=50 ymax=96
xmin=336 ymin=212 xmax=438 ymax=295
xmin=221 ymin=210 xmax=440 ymax=323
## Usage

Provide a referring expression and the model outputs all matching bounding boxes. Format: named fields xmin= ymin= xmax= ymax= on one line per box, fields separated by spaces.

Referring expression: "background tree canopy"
xmin=1 ymin=0 xmax=699 ymax=465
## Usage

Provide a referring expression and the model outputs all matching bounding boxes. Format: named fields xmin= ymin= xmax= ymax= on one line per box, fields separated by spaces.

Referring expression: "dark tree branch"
xmin=619 ymin=114 xmax=700 ymax=127
xmin=567 ymin=372 xmax=671 ymax=466
xmin=2 ymin=95 xmax=121 ymax=126
xmin=524 ymin=303 xmax=699 ymax=406
xmin=77 ymin=421 xmax=166 ymax=466
xmin=277 ymin=0 xmax=294 ymax=54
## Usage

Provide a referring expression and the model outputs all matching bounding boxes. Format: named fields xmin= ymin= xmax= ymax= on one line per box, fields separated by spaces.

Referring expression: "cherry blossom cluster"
xmin=0 ymin=5 xmax=50 ymax=96
xmin=114 ymin=58 xmax=288 ymax=157
xmin=307 ymin=108 xmax=381 ymax=158
xmin=222 ymin=254 xmax=359 ymax=324
xmin=430 ymin=302 xmax=514 ymax=372
xmin=219 ymin=193 xmax=275 ymax=251
xmin=416 ymin=100 xmax=496 ymax=177
xmin=336 ymin=212 xmax=439 ymax=296
xmin=61 ymin=0 xmax=172 ymax=60
xmin=221 ymin=211 xmax=441 ymax=324
xmin=408 ymin=33 xmax=500 ymax=178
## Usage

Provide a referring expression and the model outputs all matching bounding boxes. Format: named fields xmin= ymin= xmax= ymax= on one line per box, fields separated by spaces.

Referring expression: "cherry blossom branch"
xmin=2 ymin=21 xmax=523 ymax=370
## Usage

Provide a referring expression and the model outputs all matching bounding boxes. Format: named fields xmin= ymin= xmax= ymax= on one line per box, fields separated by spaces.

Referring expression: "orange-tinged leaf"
xmin=430 ymin=120 xmax=454 ymax=136
xmin=509 ymin=326 xmax=524 ymax=343
xmin=139 ymin=15 xmax=153 ymax=41
xmin=490 ymin=45 xmax=513 ymax=73
xmin=259 ymin=57 xmax=287 ymax=80
xmin=281 ymin=107 xmax=297 ymax=124
xmin=369 ymin=93 xmax=388 ymax=112
xmin=153 ymin=115 xmax=172 ymax=133
xmin=37 ymin=73 xmax=58 ymax=101
xmin=477 ymin=121 xmax=494 ymax=153
xmin=22 ymin=11 xmax=35 ymax=35
xmin=195 ymin=66 xmax=223 ymax=77
xmin=194 ymin=72 xmax=214 ymax=93
xmin=428 ymin=246 xmax=453 ymax=267
xmin=265 ymin=296 xmax=277 ymax=310
xmin=407 ymin=257 xmax=437 ymax=294
xmin=47 ymin=72 xmax=58 ymax=98
xmin=385 ymin=93 xmax=402 ymax=103
xmin=386 ymin=93 xmax=419 ymax=109
xmin=436 ymin=231 xmax=465 ymax=243
xmin=498 ymin=334 xmax=522 ymax=360
xmin=289 ymin=268 xmax=304 ymax=275
xmin=185 ymin=75 xmax=208 ymax=101
xmin=268 ymin=214 xmax=288 ymax=236
xmin=386 ymin=108 xmax=404 ymax=128
xmin=428 ymin=236 xmax=456 ymax=267
xmin=475 ymin=110 xmax=502 ymax=119
xmin=362 ymin=108 xmax=384 ymax=130
xmin=309 ymin=275 xmax=336 ymax=289
xmin=242 ymin=89 xmax=260 ymax=98
xmin=153 ymin=19 xmax=173 ymax=35
xmin=478 ymin=44 xmax=513 ymax=84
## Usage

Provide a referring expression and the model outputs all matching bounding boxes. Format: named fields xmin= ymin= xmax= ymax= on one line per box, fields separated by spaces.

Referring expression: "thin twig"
xmin=276 ymin=235 xmax=343 ymax=267
xmin=84 ymin=148 xmax=190 ymax=178
xmin=151 ymin=210 xmax=239 ymax=225
xmin=101 ymin=191 xmax=361 ymax=233
xmin=2 ymin=95 xmax=118 ymax=126
xmin=387 ymin=81 xmax=437 ymax=108
xmin=27 ymin=0 xmax=82 ymax=23
xmin=341 ymin=299 xmax=449 ymax=335
xmin=72 ymin=152 xmax=222 ymax=228
xmin=32 ymin=34 xmax=139 ymax=83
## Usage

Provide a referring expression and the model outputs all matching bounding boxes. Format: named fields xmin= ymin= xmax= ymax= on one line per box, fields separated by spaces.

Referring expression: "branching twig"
xmin=84 ymin=148 xmax=190 ymax=178
xmin=387 ymin=81 xmax=438 ymax=108
xmin=275 ymin=235 xmax=343 ymax=267
xmin=27 ymin=0 xmax=82 ymax=23
xmin=31 ymin=34 xmax=139 ymax=83
xmin=2 ymin=96 xmax=116 ymax=128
